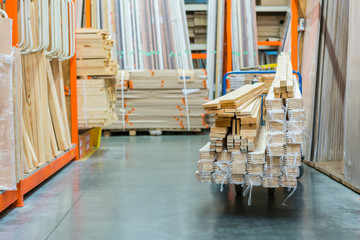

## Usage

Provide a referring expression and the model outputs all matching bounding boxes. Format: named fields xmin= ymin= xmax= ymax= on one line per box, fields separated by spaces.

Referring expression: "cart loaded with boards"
xmin=196 ymin=53 xmax=305 ymax=205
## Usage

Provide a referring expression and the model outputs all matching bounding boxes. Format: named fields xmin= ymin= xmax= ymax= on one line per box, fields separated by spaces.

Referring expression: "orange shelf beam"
xmin=0 ymin=147 xmax=77 ymax=211
xmin=291 ymin=0 xmax=299 ymax=71
xmin=70 ymin=57 xmax=79 ymax=159
xmin=85 ymin=0 xmax=91 ymax=28
xmin=0 ymin=190 xmax=18 ymax=213
xmin=191 ymin=53 xmax=207 ymax=59
xmin=21 ymin=147 xmax=77 ymax=195
xmin=258 ymin=41 xmax=282 ymax=46
xmin=5 ymin=0 xmax=18 ymax=46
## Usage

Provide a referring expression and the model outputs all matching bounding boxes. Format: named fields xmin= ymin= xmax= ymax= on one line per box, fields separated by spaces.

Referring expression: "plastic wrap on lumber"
xmin=0 ymin=51 xmax=17 ymax=190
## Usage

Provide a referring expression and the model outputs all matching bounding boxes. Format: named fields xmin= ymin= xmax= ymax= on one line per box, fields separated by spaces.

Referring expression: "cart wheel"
xmin=268 ymin=188 xmax=275 ymax=196
xmin=298 ymin=163 xmax=304 ymax=179
xmin=235 ymin=185 xmax=243 ymax=196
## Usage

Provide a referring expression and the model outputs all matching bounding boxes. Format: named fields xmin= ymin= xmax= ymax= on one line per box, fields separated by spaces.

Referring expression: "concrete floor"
xmin=0 ymin=135 xmax=359 ymax=240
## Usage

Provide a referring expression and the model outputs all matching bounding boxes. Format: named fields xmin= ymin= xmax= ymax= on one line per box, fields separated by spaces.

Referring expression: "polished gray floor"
xmin=0 ymin=135 xmax=359 ymax=240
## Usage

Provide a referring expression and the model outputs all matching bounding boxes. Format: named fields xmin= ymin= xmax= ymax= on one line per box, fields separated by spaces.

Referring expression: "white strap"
xmin=243 ymin=178 xmax=254 ymax=206
xmin=282 ymin=186 xmax=297 ymax=206
xmin=121 ymin=71 xmax=125 ymax=130
xmin=182 ymin=70 xmax=190 ymax=131
xmin=82 ymin=79 xmax=88 ymax=128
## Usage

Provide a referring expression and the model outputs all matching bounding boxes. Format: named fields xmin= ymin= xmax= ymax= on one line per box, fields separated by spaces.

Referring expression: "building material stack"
xmin=108 ymin=69 xmax=208 ymax=130
xmin=265 ymin=53 xmax=304 ymax=188
xmin=257 ymin=15 xmax=286 ymax=42
xmin=199 ymin=83 xmax=265 ymax=186
xmin=187 ymin=11 xmax=207 ymax=44
xmin=196 ymin=52 xmax=304 ymax=203
xmin=213 ymin=151 xmax=231 ymax=184
xmin=76 ymin=29 xmax=118 ymax=128
xmin=203 ymin=83 xmax=264 ymax=152
xmin=196 ymin=142 xmax=216 ymax=183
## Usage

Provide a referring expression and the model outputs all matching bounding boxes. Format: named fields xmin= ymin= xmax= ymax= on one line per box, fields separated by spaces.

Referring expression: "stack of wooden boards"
xmin=76 ymin=29 xmax=117 ymax=76
xmin=76 ymin=29 xmax=118 ymax=128
xmin=22 ymin=54 xmax=72 ymax=174
xmin=257 ymin=14 xmax=287 ymax=42
xmin=272 ymin=53 xmax=294 ymax=98
xmin=196 ymin=52 xmax=305 ymax=199
xmin=187 ymin=11 xmax=207 ymax=44
xmin=106 ymin=69 xmax=208 ymax=130
xmin=265 ymin=53 xmax=304 ymax=188
xmin=197 ymin=83 xmax=265 ymax=185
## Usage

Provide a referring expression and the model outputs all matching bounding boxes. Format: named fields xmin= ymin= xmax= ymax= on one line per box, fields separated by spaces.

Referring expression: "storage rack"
xmin=223 ymin=0 xmax=299 ymax=90
xmin=0 ymin=0 xmax=79 ymax=212
xmin=189 ymin=0 xmax=298 ymax=81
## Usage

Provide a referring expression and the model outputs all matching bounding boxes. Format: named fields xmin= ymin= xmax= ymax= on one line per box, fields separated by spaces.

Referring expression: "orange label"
xmin=203 ymin=80 xmax=207 ymax=89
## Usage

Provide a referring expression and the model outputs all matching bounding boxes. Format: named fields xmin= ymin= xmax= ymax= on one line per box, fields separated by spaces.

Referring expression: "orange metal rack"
xmin=0 ymin=0 xmax=79 ymax=212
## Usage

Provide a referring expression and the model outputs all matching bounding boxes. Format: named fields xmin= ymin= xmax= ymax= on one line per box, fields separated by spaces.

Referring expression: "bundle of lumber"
xmin=202 ymin=83 xmax=264 ymax=153
xmin=77 ymin=78 xmax=117 ymax=128
xmin=76 ymin=28 xmax=119 ymax=128
xmin=196 ymin=142 xmax=216 ymax=182
xmin=107 ymin=69 xmax=208 ymax=130
xmin=256 ymin=14 xmax=287 ymax=41
xmin=265 ymin=52 xmax=305 ymax=188
xmin=187 ymin=11 xmax=207 ymax=44
xmin=197 ymin=83 xmax=267 ymax=187
xmin=196 ymin=53 xmax=305 ymax=205
xmin=212 ymin=151 xmax=231 ymax=184
xmin=272 ymin=53 xmax=294 ymax=98
xmin=76 ymin=29 xmax=118 ymax=76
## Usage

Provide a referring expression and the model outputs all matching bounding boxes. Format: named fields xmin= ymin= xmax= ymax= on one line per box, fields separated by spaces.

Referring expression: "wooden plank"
xmin=46 ymin=60 xmax=70 ymax=151
xmin=300 ymin=0 xmax=321 ymax=160
xmin=203 ymin=83 xmax=264 ymax=110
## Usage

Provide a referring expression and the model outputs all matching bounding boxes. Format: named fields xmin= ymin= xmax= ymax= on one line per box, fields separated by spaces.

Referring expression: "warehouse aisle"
xmin=0 ymin=136 xmax=359 ymax=240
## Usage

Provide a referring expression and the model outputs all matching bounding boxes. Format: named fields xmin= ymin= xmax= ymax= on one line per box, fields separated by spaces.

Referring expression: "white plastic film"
xmin=0 ymin=51 xmax=17 ymax=190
